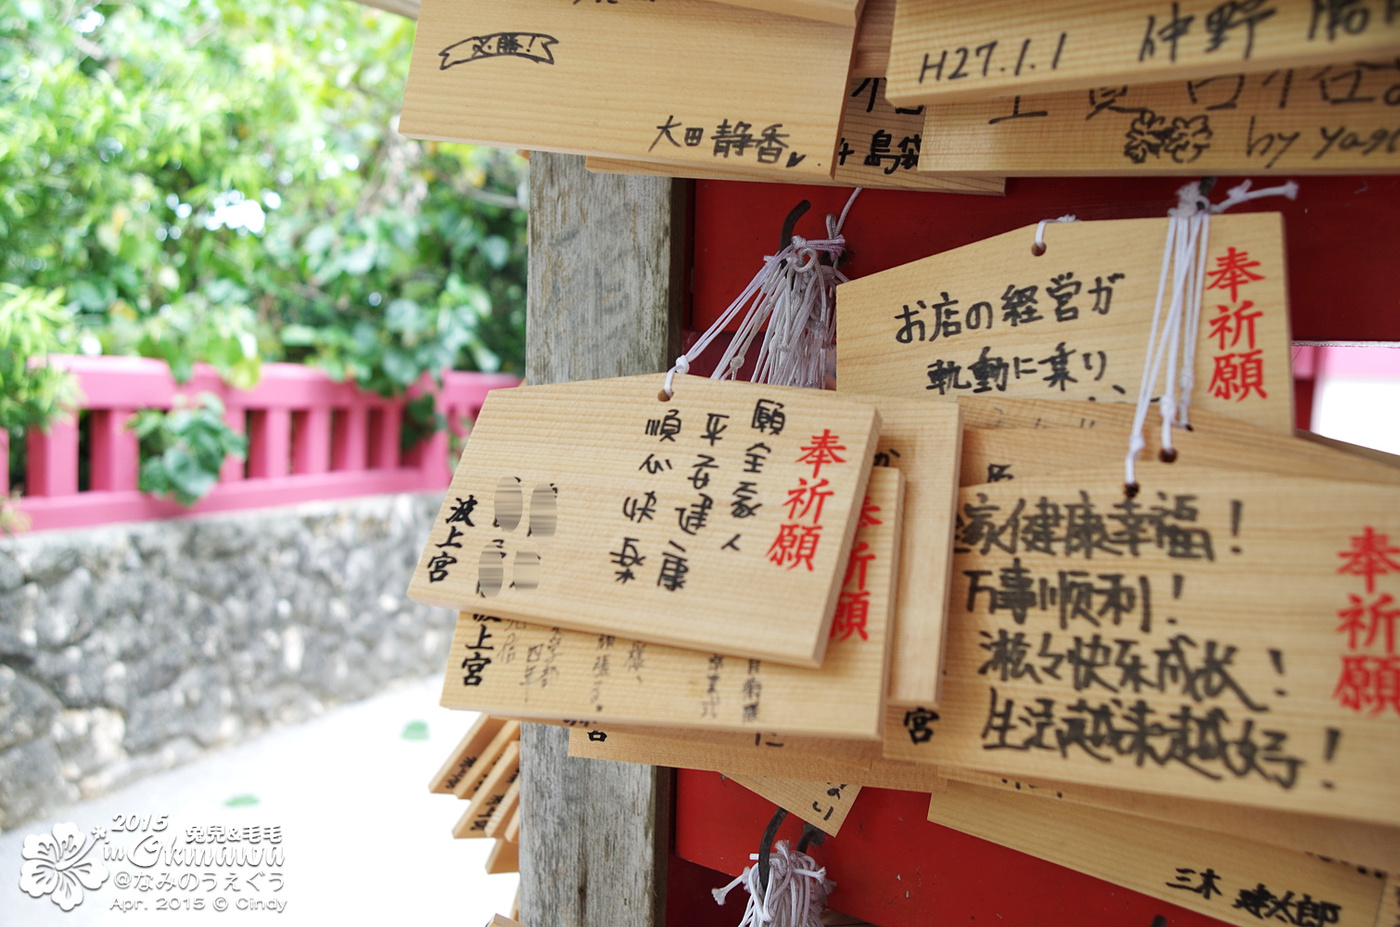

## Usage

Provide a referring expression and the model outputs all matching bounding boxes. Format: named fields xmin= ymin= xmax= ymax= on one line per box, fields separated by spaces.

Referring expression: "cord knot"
xmin=713 ymin=841 xmax=833 ymax=927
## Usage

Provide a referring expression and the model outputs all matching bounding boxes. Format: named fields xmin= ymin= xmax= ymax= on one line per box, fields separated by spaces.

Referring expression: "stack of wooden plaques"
xmin=408 ymin=199 xmax=1400 ymax=925
xmin=405 ymin=374 xmax=964 ymax=841
xmin=569 ymin=219 xmax=1400 ymax=925
xmin=399 ymin=0 xmax=1400 ymax=184
xmin=391 ymin=0 xmax=1398 ymax=917
xmin=883 ymin=0 xmax=1400 ymax=176
xmin=428 ymin=715 xmax=522 ymax=879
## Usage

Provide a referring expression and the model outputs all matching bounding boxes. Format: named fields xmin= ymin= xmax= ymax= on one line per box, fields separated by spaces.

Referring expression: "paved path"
xmin=1 ymin=677 xmax=518 ymax=924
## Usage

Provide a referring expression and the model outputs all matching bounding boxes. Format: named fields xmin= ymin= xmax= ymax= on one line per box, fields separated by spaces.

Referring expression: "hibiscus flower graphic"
xmin=19 ymin=822 xmax=109 ymax=911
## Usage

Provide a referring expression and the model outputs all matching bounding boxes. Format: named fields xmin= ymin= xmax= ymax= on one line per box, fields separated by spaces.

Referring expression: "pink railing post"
xmin=333 ymin=405 xmax=368 ymax=471
xmin=26 ymin=415 xmax=80 ymax=497
xmin=89 ymin=409 xmax=140 ymax=492
xmin=0 ymin=429 xmax=9 ymax=496
xmin=247 ymin=408 xmax=291 ymax=479
xmin=368 ymin=404 xmax=401 ymax=469
xmin=221 ymin=405 xmax=246 ymax=483
xmin=292 ymin=407 xmax=332 ymax=475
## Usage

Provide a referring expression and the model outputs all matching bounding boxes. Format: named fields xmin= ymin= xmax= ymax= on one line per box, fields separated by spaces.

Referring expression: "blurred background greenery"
xmin=1 ymin=0 xmax=526 ymax=426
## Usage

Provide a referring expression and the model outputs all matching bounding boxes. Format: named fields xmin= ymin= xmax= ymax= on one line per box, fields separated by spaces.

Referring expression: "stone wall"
xmin=0 ymin=493 xmax=454 ymax=831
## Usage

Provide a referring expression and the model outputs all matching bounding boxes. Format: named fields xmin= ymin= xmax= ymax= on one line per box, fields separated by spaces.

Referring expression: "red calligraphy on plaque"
xmin=767 ymin=430 xmax=846 ymax=571
xmin=831 ymin=500 xmax=879 ymax=642
xmin=1204 ymin=247 xmax=1267 ymax=402
xmin=1332 ymin=526 xmax=1400 ymax=716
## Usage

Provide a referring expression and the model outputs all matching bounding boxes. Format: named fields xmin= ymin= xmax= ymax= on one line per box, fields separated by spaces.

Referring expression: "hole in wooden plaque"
xmin=528 ymin=484 xmax=557 ymax=537
xmin=495 ymin=477 xmax=523 ymax=532
xmin=513 ymin=551 xmax=541 ymax=591
xmin=478 ymin=548 xmax=505 ymax=597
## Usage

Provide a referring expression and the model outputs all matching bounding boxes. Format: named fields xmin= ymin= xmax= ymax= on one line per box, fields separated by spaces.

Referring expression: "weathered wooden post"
xmin=518 ymin=152 xmax=687 ymax=927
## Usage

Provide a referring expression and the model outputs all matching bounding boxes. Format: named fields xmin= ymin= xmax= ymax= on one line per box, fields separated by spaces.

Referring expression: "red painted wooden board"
xmin=674 ymin=768 xmax=1230 ymax=927
xmin=689 ymin=176 xmax=1400 ymax=345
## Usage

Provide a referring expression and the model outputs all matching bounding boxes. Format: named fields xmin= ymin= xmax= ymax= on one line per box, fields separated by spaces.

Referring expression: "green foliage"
xmin=0 ymin=284 xmax=80 ymax=434
xmin=129 ymin=394 xmax=247 ymax=505
xmin=0 ymin=0 xmax=526 ymax=400
xmin=99 ymin=293 xmax=266 ymax=389
xmin=1 ymin=285 xmax=80 ymax=497
xmin=400 ymin=392 xmax=443 ymax=455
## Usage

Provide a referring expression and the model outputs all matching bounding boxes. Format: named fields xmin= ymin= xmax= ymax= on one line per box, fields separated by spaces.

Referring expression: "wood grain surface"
xmin=515 ymin=152 xmax=679 ymax=927
xmin=409 ymin=374 xmax=881 ymax=667
xmin=886 ymin=0 xmax=1400 ymax=106
xmin=437 ymin=468 xmax=901 ymax=738
xmin=838 ymin=213 xmax=1294 ymax=435
xmin=918 ymin=61 xmax=1400 ymax=175
xmin=884 ymin=467 xmax=1400 ymax=827
xmin=402 ymin=0 xmax=854 ymax=178
xmin=927 ymin=780 xmax=1388 ymax=927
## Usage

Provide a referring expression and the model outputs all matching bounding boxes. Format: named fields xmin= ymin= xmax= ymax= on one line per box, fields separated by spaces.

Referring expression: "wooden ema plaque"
xmin=917 ymin=60 xmax=1400 ymax=175
xmin=408 ymin=375 xmax=881 ymax=667
xmin=704 ymin=0 xmax=863 ymax=26
xmin=883 ymin=467 xmax=1400 ymax=827
xmin=504 ymin=805 xmax=520 ymax=845
xmin=567 ymin=724 xmax=947 ymax=791
xmin=584 ymin=0 xmax=1003 ymax=192
xmin=428 ymin=714 xmax=507 ymax=794
xmin=854 ymin=397 xmax=962 ymax=706
xmin=943 ymin=766 xmax=1400 ymax=872
xmin=486 ymin=837 xmax=520 ymax=874
xmin=485 ymin=779 xmax=520 ymax=841
xmin=451 ymin=719 xmax=521 ymax=799
xmin=437 ymin=468 xmax=902 ymax=739
xmin=585 ymin=73 xmax=1005 ymax=194
xmin=725 ymin=773 xmax=861 ymax=834
xmin=454 ymin=740 xmax=521 ymax=839
xmin=837 ymin=213 xmax=1293 ymax=436
xmin=950 ymin=397 xmax=1400 ymax=488
xmin=884 ymin=0 xmax=1400 ymax=107
xmin=926 ymin=780 xmax=1389 ymax=927
xmin=1380 ymin=875 xmax=1400 ymax=927
xmin=958 ymin=404 xmax=1400 ymax=488
xmin=400 ymin=0 xmax=854 ymax=180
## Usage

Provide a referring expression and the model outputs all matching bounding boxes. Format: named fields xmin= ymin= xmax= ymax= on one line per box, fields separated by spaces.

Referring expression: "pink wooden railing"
xmin=3 ymin=355 xmax=518 ymax=533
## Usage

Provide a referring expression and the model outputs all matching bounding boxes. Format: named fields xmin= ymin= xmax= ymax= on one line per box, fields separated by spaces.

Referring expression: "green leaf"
xmin=384 ymin=298 xmax=422 ymax=336
xmin=196 ymin=392 xmax=226 ymax=417
xmin=168 ymin=354 xmax=194 ymax=384
xmin=480 ymin=235 xmax=510 ymax=269
xmin=381 ymin=348 xmax=418 ymax=389
xmin=279 ymin=324 xmax=321 ymax=347
xmin=164 ymin=445 xmax=217 ymax=501
xmin=341 ymin=242 xmax=376 ymax=276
